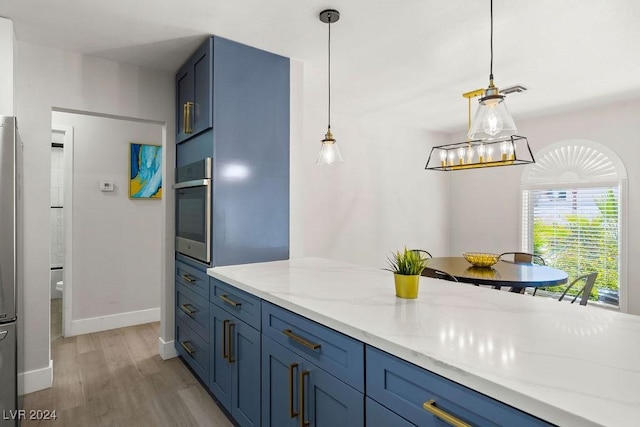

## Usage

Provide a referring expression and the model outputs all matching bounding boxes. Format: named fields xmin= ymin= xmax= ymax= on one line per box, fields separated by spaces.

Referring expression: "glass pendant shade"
xmin=467 ymin=95 xmax=517 ymax=141
xmin=316 ymin=129 xmax=343 ymax=165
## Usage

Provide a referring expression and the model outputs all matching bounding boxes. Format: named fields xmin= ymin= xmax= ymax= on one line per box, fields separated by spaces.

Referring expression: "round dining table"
xmin=422 ymin=256 xmax=568 ymax=290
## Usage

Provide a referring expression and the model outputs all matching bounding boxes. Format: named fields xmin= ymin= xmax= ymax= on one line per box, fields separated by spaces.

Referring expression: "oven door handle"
xmin=173 ymin=179 xmax=211 ymax=189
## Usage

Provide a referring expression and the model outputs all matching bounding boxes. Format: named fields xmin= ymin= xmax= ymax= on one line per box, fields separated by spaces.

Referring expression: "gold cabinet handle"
xmin=288 ymin=363 xmax=299 ymax=418
xmin=222 ymin=319 xmax=229 ymax=361
xmin=228 ymin=322 xmax=235 ymax=364
xmin=283 ymin=329 xmax=321 ymax=351
xmin=299 ymin=370 xmax=310 ymax=427
xmin=219 ymin=294 xmax=242 ymax=307
xmin=180 ymin=340 xmax=196 ymax=356
xmin=183 ymin=101 xmax=194 ymax=134
xmin=179 ymin=303 xmax=197 ymax=316
xmin=423 ymin=400 xmax=471 ymax=427
xmin=181 ymin=274 xmax=197 ymax=284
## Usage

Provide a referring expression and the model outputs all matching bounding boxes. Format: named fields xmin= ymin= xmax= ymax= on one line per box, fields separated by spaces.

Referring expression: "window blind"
xmin=522 ymin=186 xmax=620 ymax=305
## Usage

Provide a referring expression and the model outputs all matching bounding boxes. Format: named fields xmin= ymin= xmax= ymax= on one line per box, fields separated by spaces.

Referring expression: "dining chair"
xmin=431 ymin=270 xmax=458 ymax=282
xmin=498 ymin=252 xmax=546 ymax=294
xmin=410 ymin=249 xmax=433 ymax=259
xmin=558 ymin=272 xmax=598 ymax=306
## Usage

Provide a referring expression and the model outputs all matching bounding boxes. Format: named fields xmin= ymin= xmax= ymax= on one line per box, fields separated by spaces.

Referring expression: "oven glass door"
xmin=175 ymin=182 xmax=211 ymax=263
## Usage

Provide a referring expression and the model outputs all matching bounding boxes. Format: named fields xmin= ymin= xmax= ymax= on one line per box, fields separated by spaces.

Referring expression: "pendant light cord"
xmin=489 ymin=0 xmax=494 ymax=81
xmin=328 ymin=14 xmax=332 ymax=129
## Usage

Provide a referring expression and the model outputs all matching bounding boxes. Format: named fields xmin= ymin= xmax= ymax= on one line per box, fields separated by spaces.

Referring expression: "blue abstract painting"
xmin=129 ymin=143 xmax=162 ymax=199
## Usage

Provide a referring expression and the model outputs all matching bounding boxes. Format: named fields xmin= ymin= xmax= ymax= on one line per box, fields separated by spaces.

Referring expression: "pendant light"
xmin=467 ymin=0 xmax=517 ymax=141
xmin=317 ymin=9 xmax=343 ymax=165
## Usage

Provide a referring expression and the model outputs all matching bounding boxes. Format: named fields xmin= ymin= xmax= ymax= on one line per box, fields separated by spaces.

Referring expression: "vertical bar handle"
xmin=184 ymin=101 xmax=194 ymax=134
xmin=222 ymin=319 xmax=229 ymax=361
xmin=299 ymin=370 xmax=310 ymax=427
xmin=228 ymin=322 xmax=235 ymax=364
xmin=288 ymin=363 xmax=299 ymax=418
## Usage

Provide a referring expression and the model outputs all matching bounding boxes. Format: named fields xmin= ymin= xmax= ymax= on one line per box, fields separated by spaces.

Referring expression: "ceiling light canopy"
xmin=317 ymin=9 xmax=343 ymax=166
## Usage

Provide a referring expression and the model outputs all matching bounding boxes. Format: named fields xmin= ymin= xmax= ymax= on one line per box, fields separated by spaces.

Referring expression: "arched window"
xmin=520 ymin=140 xmax=627 ymax=310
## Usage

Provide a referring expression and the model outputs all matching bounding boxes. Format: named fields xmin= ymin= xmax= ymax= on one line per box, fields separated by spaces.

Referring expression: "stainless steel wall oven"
xmin=173 ymin=158 xmax=212 ymax=264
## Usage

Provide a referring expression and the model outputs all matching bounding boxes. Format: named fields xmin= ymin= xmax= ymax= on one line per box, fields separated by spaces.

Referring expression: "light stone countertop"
xmin=208 ymin=257 xmax=640 ymax=427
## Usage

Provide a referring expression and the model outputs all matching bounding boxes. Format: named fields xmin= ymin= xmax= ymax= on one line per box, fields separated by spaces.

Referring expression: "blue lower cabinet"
xmin=366 ymin=397 xmax=415 ymax=427
xmin=210 ymin=303 xmax=261 ymax=427
xmin=366 ymin=346 xmax=552 ymax=427
xmin=262 ymin=335 xmax=364 ymax=427
xmin=175 ymin=319 xmax=209 ymax=387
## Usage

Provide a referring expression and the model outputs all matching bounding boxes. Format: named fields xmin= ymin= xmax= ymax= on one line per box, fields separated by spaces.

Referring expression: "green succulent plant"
xmin=385 ymin=247 xmax=429 ymax=276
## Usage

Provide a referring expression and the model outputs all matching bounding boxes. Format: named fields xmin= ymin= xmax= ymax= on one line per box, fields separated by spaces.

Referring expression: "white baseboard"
xmin=67 ymin=307 xmax=160 ymax=337
xmin=20 ymin=359 xmax=53 ymax=394
xmin=158 ymin=337 xmax=178 ymax=360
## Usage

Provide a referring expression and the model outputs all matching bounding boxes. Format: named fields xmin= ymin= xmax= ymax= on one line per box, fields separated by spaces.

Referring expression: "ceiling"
xmin=2 ymin=0 xmax=640 ymax=133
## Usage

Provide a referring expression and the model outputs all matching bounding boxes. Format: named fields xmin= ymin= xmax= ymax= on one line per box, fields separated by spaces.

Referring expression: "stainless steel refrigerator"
xmin=0 ymin=116 xmax=20 ymax=426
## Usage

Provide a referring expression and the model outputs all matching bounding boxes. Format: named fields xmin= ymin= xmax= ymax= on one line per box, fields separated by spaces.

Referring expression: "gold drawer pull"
xmin=289 ymin=363 xmax=299 ymax=418
xmin=219 ymin=294 xmax=242 ymax=307
xmin=222 ymin=319 xmax=230 ymax=360
xmin=184 ymin=101 xmax=194 ymax=134
xmin=228 ymin=322 xmax=236 ymax=364
xmin=180 ymin=303 xmax=197 ymax=316
xmin=180 ymin=340 xmax=196 ymax=356
xmin=299 ymin=370 xmax=310 ymax=427
xmin=283 ymin=329 xmax=321 ymax=351
xmin=423 ymin=400 xmax=471 ymax=427
xmin=181 ymin=274 xmax=197 ymax=284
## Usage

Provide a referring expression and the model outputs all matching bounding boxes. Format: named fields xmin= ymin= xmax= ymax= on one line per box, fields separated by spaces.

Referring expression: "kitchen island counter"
xmin=208 ymin=257 xmax=640 ymax=427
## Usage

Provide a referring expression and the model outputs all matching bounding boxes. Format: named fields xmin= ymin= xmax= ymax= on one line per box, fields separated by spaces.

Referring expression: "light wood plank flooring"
xmin=23 ymin=322 xmax=233 ymax=427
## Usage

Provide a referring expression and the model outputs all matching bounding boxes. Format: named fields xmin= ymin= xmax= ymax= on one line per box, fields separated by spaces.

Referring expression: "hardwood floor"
xmin=23 ymin=322 xmax=233 ymax=427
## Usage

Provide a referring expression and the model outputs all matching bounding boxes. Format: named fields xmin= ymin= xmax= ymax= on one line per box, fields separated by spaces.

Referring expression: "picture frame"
xmin=129 ymin=142 xmax=162 ymax=199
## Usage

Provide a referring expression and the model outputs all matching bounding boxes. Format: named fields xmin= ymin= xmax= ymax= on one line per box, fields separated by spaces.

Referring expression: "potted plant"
xmin=386 ymin=247 xmax=429 ymax=299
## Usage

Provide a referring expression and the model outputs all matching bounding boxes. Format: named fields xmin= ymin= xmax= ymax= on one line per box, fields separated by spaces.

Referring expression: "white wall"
xmin=298 ymin=104 xmax=451 ymax=268
xmin=449 ymin=98 xmax=640 ymax=314
xmin=0 ymin=17 xmax=14 ymax=115
xmin=15 ymin=41 xmax=174 ymax=387
xmin=52 ymin=112 xmax=162 ymax=327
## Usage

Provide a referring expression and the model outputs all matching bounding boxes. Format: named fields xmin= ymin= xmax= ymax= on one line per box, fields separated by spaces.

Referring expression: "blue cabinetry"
xmin=209 ymin=280 xmax=261 ymax=427
xmin=366 ymin=346 xmax=552 ymax=427
xmin=176 ymin=38 xmax=212 ymax=144
xmin=261 ymin=302 xmax=365 ymax=427
xmin=262 ymin=335 xmax=364 ymax=427
xmin=175 ymin=35 xmax=290 ymax=267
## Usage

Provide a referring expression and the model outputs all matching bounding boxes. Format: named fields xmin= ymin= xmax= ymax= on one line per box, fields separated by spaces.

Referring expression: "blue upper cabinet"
xmin=175 ymin=35 xmax=290 ymax=267
xmin=176 ymin=38 xmax=213 ymax=144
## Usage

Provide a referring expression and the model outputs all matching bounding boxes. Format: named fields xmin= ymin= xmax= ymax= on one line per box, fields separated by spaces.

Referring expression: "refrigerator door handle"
xmin=0 ymin=330 xmax=7 ymax=340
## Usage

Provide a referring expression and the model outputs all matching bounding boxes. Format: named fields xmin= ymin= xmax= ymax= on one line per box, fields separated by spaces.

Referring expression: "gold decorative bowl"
xmin=463 ymin=252 xmax=499 ymax=268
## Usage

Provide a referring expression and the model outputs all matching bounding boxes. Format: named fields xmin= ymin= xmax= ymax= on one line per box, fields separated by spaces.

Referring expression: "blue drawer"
xmin=366 ymin=397 xmax=415 ymax=427
xmin=366 ymin=346 xmax=552 ymax=427
xmin=176 ymin=283 xmax=210 ymax=342
xmin=176 ymin=319 xmax=209 ymax=386
xmin=176 ymin=260 xmax=209 ymax=300
xmin=210 ymin=277 xmax=261 ymax=330
xmin=262 ymin=301 xmax=364 ymax=392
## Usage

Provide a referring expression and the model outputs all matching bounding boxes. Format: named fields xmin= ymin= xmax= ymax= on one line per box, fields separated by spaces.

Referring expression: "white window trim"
xmin=519 ymin=139 xmax=628 ymax=312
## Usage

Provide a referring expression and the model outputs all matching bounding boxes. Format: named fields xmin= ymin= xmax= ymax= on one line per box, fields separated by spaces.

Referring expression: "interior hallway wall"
xmin=52 ymin=112 xmax=162 ymax=327
xmin=0 ymin=17 xmax=14 ymax=115
xmin=448 ymin=98 xmax=640 ymax=315
xmin=15 ymin=40 xmax=174 ymax=391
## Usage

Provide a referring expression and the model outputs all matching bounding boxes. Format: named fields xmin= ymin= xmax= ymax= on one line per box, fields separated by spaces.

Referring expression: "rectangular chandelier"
xmin=425 ymin=135 xmax=534 ymax=171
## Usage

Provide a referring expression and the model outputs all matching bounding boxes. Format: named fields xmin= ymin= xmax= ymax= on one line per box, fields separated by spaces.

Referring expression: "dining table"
xmin=422 ymin=256 xmax=568 ymax=291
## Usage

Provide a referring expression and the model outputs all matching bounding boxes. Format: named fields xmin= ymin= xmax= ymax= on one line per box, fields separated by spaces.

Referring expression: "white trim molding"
xmin=66 ymin=307 xmax=160 ymax=337
xmin=20 ymin=359 xmax=53 ymax=394
xmin=158 ymin=337 xmax=178 ymax=360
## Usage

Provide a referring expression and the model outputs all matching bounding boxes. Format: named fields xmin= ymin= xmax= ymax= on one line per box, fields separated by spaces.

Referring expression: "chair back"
xmin=410 ymin=249 xmax=433 ymax=259
xmin=558 ymin=272 xmax=598 ymax=306
xmin=432 ymin=270 xmax=458 ymax=282
xmin=499 ymin=252 xmax=546 ymax=265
